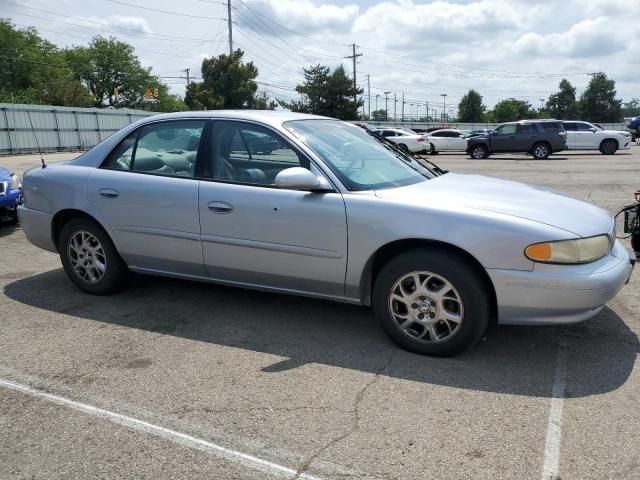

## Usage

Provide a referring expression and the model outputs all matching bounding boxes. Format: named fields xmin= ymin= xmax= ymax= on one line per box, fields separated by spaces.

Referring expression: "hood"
xmin=0 ymin=166 xmax=12 ymax=180
xmin=375 ymin=173 xmax=612 ymax=238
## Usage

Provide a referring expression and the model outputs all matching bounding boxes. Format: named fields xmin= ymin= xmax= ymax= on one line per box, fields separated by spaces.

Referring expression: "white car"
xmin=423 ymin=129 xmax=468 ymax=154
xmin=562 ymin=121 xmax=632 ymax=154
xmin=373 ymin=128 xmax=431 ymax=153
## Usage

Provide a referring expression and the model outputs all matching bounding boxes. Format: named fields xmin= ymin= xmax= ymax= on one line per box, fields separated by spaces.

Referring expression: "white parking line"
xmin=0 ymin=378 xmax=322 ymax=480
xmin=541 ymin=336 xmax=568 ymax=480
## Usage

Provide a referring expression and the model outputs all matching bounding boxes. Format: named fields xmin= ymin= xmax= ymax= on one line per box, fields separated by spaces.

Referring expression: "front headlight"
xmin=9 ymin=173 xmax=21 ymax=190
xmin=525 ymin=235 xmax=610 ymax=264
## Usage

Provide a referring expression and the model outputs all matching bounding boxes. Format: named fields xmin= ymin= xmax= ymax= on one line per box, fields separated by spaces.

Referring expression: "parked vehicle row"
xmin=18 ymin=111 xmax=635 ymax=357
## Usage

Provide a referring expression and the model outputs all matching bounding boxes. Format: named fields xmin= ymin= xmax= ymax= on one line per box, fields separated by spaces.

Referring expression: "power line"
xmin=105 ymin=0 xmax=226 ymax=21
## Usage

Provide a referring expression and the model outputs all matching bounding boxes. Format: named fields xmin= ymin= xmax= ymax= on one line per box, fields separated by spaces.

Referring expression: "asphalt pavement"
xmin=1 ymin=147 xmax=639 ymax=479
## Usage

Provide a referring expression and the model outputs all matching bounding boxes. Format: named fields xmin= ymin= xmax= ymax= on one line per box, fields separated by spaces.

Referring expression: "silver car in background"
xmin=18 ymin=111 xmax=635 ymax=356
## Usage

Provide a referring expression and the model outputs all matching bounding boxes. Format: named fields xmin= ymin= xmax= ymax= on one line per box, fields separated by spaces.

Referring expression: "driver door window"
xmin=210 ymin=121 xmax=308 ymax=185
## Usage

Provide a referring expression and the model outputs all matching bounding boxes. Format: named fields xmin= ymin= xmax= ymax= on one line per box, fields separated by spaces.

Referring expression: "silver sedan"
xmin=18 ymin=111 xmax=635 ymax=356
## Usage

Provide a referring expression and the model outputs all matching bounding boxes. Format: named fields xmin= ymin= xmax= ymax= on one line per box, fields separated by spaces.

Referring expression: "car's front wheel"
xmin=599 ymin=139 xmax=618 ymax=155
xmin=469 ymin=144 xmax=489 ymax=159
xmin=59 ymin=218 xmax=128 ymax=295
xmin=373 ymin=249 xmax=491 ymax=356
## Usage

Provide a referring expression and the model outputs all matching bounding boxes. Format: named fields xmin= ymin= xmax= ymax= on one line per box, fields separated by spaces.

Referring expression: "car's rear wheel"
xmin=600 ymin=139 xmax=618 ymax=155
xmin=469 ymin=144 xmax=489 ymax=159
xmin=59 ymin=218 xmax=128 ymax=295
xmin=398 ymin=143 xmax=409 ymax=152
xmin=429 ymin=143 xmax=438 ymax=154
xmin=373 ymin=248 xmax=491 ymax=356
xmin=532 ymin=142 xmax=551 ymax=160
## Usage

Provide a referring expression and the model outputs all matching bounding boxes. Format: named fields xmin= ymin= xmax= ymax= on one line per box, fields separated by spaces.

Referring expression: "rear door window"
xmin=102 ymin=120 xmax=206 ymax=178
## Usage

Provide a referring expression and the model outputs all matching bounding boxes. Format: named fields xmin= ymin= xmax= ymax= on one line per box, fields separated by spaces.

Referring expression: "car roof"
xmin=136 ymin=110 xmax=335 ymax=129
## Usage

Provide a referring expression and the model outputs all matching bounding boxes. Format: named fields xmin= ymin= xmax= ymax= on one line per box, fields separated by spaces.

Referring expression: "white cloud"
xmin=83 ymin=15 xmax=153 ymax=34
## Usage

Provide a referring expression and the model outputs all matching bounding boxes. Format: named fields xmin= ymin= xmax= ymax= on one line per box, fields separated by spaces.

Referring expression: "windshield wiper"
xmin=365 ymin=130 xmax=448 ymax=176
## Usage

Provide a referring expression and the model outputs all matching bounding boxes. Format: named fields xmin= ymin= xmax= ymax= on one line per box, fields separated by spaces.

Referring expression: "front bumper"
xmin=0 ymin=188 xmax=21 ymax=210
xmin=488 ymin=240 xmax=633 ymax=325
xmin=17 ymin=205 xmax=57 ymax=253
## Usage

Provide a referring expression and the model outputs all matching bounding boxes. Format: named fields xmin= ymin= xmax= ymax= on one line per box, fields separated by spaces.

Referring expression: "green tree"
xmin=371 ymin=109 xmax=387 ymax=121
xmin=545 ymin=79 xmax=579 ymax=119
xmin=0 ymin=19 xmax=92 ymax=106
xmin=457 ymin=89 xmax=485 ymax=122
xmin=489 ymin=98 xmax=537 ymax=123
xmin=280 ymin=64 xmax=363 ymax=120
xmin=622 ymin=99 xmax=640 ymax=118
xmin=579 ymin=73 xmax=621 ymax=123
xmin=66 ymin=36 xmax=161 ymax=109
xmin=185 ymin=49 xmax=259 ymax=110
xmin=251 ymin=91 xmax=277 ymax=110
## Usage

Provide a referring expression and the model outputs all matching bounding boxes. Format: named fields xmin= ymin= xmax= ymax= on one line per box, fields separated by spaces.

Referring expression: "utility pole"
xmin=227 ymin=0 xmax=233 ymax=55
xmin=345 ymin=44 xmax=363 ymax=113
xmin=425 ymin=101 xmax=429 ymax=122
xmin=183 ymin=68 xmax=190 ymax=87
xmin=375 ymin=94 xmax=380 ymax=112
xmin=394 ymin=92 xmax=397 ymax=122
xmin=401 ymin=92 xmax=405 ymax=123
xmin=367 ymin=74 xmax=371 ymax=119
xmin=384 ymin=91 xmax=391 ymax=121
xmin=539 ymin=98 xmax=545 ymax=110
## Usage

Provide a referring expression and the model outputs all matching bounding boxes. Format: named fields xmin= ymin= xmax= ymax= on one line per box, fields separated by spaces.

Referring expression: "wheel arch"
xmin=359 ymin=238 xmax=497 ymax=324
xmin=51 ymin=209 xmax=112 ymax=251
xmin=599 ymin=137 xmax=619 ymax=150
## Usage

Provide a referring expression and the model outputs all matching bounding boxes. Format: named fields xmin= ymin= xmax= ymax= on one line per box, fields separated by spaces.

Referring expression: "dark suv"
xmin=466 ymin=120 xmax=567 ymax=160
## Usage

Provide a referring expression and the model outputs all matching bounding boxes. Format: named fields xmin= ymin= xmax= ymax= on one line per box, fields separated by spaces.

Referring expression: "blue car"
xmin=627 ymin=116 xmax=640 ymax=132
xmin=0 ymin=166 xmax=22 ymax=224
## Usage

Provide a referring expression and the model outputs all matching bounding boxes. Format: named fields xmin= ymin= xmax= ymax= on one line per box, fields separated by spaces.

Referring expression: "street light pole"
xmin=440 ymin=94 xmax=447 ymax=122
xmin=375 ymin=94 xmax=380 ymax=112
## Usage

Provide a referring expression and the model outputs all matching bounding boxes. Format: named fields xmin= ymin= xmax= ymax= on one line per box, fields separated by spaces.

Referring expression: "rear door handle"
xmin=99 ymin=188 xmax=119 ymax=198
xmin=207 ymin=201 xmax=233 ymax=214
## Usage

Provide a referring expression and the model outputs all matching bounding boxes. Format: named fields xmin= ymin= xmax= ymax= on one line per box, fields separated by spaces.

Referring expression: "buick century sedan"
xmin=19 ymin=111 xmax=634 ymax=356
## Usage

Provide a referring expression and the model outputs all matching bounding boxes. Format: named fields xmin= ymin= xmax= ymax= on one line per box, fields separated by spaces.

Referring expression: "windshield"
xmin=284 ymin=119 xmax=434 ymax=191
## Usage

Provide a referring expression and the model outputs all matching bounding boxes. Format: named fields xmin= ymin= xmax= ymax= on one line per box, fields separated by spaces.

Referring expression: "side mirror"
xmin=275 ymin=167 xmax=329 ymax=192
xmin=590 ymin=127 xmax=597 ymax=132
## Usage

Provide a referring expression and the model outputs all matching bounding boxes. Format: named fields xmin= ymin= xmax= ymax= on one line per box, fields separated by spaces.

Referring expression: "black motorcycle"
xmin=617 ymin=191 xmax=640 ymax=257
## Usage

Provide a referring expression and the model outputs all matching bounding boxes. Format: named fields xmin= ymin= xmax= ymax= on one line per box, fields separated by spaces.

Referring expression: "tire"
xmin=58 ymin=217 xmax=128 ymax=295
xmin=398 ymin=143 xmax=409 ymax=152
xmin=429 ymin=143 xmax=438 ymax=154
xmin=469 ymin=144 xmax=489 ymax=159
xmin=531 ymin=142 xmax=551 ymax=160
xmin=373 ymin=248 xmax=491 ymax=357
xmin=599 ymin=139 xmax=618 ymax=155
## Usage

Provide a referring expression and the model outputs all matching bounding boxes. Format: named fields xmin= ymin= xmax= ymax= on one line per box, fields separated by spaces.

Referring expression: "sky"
xmin=2 ymin=0 xmax=637 ymax=116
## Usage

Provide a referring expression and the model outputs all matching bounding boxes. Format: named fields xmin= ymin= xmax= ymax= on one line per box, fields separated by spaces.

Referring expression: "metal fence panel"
xmin=0 ymin=103 xmax=156 ymax=154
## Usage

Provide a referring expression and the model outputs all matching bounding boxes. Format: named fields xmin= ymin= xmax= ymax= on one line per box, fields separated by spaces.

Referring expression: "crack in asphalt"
xmin=292 ymin=352 xmax=396 ymax=480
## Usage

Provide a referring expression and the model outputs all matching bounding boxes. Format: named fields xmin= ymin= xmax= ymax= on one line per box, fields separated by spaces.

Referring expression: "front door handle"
xmin=99 ymin=188 xmax=119 ymax=198
xmin=207 ymin=201 xmax=233 ymax=214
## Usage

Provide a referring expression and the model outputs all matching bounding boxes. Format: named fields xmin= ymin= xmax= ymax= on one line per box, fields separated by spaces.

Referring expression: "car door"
xmin=87 ymin=119 xmax=207 ymax=276
xmin=447 ymin=132 xmax=468 ymax=151
xmin=489 ymin=124 xmax=517 ymax=152
xmin=575 ymin=122 xmax=597 ymax=149
xmin=514 ymin=123 xmax=537 ymax=150
xmin=563 ymin=122 xmax=577 ymax=148
xmin=429 ymin=131 xmax=447 ymax=151
xmin=198 ymin=120 xmax=348 ymax=299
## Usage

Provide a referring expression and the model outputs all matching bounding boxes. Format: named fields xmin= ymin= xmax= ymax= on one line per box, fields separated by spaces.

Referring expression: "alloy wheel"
xmin=68 ymin=231 xmax=107 ymax=284
xmin=388 ymin=271 xmax=464 ymax=344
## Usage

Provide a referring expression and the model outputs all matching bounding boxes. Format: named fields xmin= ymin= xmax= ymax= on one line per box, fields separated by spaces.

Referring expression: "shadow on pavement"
xmin=5 ymin=269 xmax=638 ymax=398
